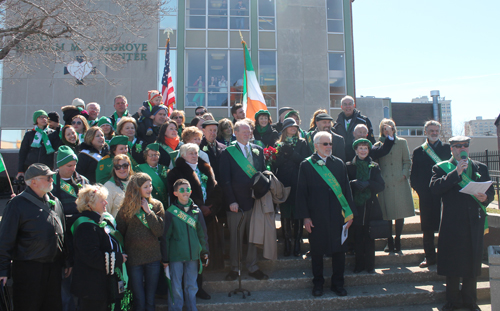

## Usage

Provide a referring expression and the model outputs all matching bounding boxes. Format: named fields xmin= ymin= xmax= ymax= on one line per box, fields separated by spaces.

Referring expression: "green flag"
xmin=0 ymin=154 xmax=5 ymax=173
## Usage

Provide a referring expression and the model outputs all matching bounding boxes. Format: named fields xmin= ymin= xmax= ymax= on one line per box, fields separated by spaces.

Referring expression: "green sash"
xmin=96 ymin=156 xmax=113 ymax=185
xmin=225 ymin=145 xmax=257 ymax=179
xmin=306 ymin=132 xmax=315 ymax=153
xmin=53 ymin=178 xmax=77 ymax=198
xmin=169 ymin=150 xmax=179 ymax=168
xmin=135 ymin=203 xmax=153 ymax=228
xmin=307 ymin=156 xmax=353 ymax=223
xmin=113 ymin=110 xmax=129 ymax=127
xmin=31 ymin=126 xmax=55 ymax=154
xmin=167 ymin=205 xmax=198 ymax=229
xmin=422 ymin=141 xmax=444 ymax=164
xmin=160 ymin=143 xmax=174 ymax=154
xmin=437 ymin=160 xmax=489 ymax=234
xmin=136 ymin=164 xmax=168 ymax=203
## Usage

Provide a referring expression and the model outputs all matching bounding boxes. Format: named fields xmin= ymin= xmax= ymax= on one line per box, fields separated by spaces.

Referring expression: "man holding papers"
xmin=430 ymin=136 xmax=494 ymax=311
xmin=296 ymin=131 xmax=355 ymax=297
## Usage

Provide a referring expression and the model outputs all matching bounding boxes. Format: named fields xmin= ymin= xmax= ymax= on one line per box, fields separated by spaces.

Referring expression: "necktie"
xmin=245 ymin=145 xmax=254 ymax=166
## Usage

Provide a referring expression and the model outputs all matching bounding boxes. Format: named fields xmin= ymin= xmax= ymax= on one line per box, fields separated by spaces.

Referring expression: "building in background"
xmin=465 ymin=117 xmax=497 ymax=136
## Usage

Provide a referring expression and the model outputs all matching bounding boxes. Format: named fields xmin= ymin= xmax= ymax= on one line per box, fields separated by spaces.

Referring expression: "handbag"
xmin=368 ymin=219 xmax=391 ymax=239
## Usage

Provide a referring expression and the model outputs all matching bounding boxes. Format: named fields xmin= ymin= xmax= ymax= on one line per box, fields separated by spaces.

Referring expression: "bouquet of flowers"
xmin=263 ymin=146 xmax=278 ymax=171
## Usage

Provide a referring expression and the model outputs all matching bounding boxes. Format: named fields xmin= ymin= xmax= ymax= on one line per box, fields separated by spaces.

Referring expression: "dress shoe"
xmin=463 ymin=303 xmax=481 ymax=311
xmin=225 ymin=271 xmax=238 ymax=281
xmin=248 ymin=269 xmax=269 ymax=280
xmin=196 ymin=288 xmax=211 ymax=300
xmin=419 ymin=258 xmax=436 ymax=268
xmin=441 ymin=301 xmax=458 ymax=311
xmin=330 ymin=286 xmax=347 ymax=296
xmin=312 ymin=286 xmax=323 ymax=297
xmin=384 ymin=242 xmax=394 ymax=253
xmin=394 ymin=236 xmax=401 ymax=252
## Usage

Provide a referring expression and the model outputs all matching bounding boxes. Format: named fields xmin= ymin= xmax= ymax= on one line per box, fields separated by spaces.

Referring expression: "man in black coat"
xmin=410 ymin=120 xmax=451 ymax=268
xmin=109 ymin=95 xmax=130 ymax=129
xmin=305 ymin=113 xmax=346 ymax=162
xmin=200 ymin=120 xmax=227 ymax=182
xmin=219 ymin=121 xmax=268 ymax=281
xmin=430 ymin=136 xmax=494 ymax=311
xmin=0 ymin=164 xmax=68 ymax=311
xmin=296 ymin=131 xmax=355 ymax=297
xmin=333 ymin=96 xmax=375 ymax=161
xmin=136 ymin=105 xmax=168 ymax=145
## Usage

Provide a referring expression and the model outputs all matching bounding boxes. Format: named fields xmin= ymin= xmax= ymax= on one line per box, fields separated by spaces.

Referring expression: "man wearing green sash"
xmin=134 ymin=143 xmax=169 ymax=207
xmin=430 ymin=136 xmax=494 ymax=311
xmin=410 ymin=120 xmax=451 ymax=269
xmin=296 ymin=131 xmax=355 ymax=297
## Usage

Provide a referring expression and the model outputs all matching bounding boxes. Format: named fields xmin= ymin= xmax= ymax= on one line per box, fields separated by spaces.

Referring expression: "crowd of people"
xmin=0 ymin=93 xmax=494 ymax=311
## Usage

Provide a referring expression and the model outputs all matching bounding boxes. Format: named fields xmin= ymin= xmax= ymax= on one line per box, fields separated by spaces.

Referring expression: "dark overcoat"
xmin=199 ymin=137 xmax=226 ymax=182
xmin=430 ymin=159 xmax=494 ymax=277
xmin=76 ymin=143 xmax=109 ymax=184
xmin=306 ymin=129 xmax=346 ymax=162
xmin=333 ymin=109 xmax=375 ymax=161
xmin=18 ymin=128 xmax=61 ymax=171
xmin=295 ymin=154 xmax=355 ymax=256
xmin=410 ymin=140 xmax=451 ymax=231
xmin=253 ymin=126 xmax=279 ymax=148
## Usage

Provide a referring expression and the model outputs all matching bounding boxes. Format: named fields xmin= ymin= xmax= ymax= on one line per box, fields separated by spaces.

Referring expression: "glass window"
xmin=187 ymin=0 xmax=206 ymax=28
xmin=208 ymin=31 xmax=228 ymax=48
xmin=327 ymin=0 xmax=343 ymax=20
xmin=208 ymin=0 xmax=228 ymax=29
xmin=383 ymin=106 xmax=390 ymax=118
xmin=259 ymin=32 xmax=276 ymax=49
xmin=259 ymin=0 xmax=275 ymax=16
xmin=208 ymin=50 xmax=228 ymax=106
xmin=186 ymin=50 xmax=206 ymax=107
xmin=229 ymin=50 xmax=244 ymax=95
xmin=259 ymin=17 xmax=275 ymax=30
xmin=328 ymin=20 xmax=343 ymax=33
xmin=230 ymin=0 xmax=249 ymax=29
xmin=259 ymin=51 xmax=276 ymax=92
xmin=329 ymin=95 xmax=344 ymax=108
xmin=328 ymin=53 xmax=345 ymax=94
xmin=1 ymin=129 xmax=25 ymax=149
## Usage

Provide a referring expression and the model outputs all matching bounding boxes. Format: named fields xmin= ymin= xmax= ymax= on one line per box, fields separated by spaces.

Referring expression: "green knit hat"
xmin=352 ymin=138 xmax=372 ymax=150
xmin=254 ymin=109 xmax=271 ymax=120
xmin=284 ymin=110 xmax=299 ymax=120
xmin=98 ymin=116 xmax=113 ymax=128
xmin=146 ymin=143 xmax=160 ymax=152
xmin=109 ymin=135 xmax=128 ymax=146
xmin=57 ymin=145 xmax=78 ymax=167
xmin=33 ymin=110 xmax=48 ymax=124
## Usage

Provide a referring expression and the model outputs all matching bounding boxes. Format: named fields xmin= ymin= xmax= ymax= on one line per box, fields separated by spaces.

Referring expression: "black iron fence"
xmin=469 ymin=150 xmax=500 ymax=171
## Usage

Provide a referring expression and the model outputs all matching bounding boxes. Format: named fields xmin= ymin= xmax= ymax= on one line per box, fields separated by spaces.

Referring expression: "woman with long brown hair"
xmin=156 ymin=120 xmax=182 ymax=167
xmin=115 ymin=173 xmax=164 ymax=311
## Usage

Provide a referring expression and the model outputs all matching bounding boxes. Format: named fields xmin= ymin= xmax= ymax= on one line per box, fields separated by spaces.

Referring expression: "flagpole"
xmin=239 ymin=31 xmax=249 ymax=112
xmin=0 ymin=155 xmax=15 ymax=195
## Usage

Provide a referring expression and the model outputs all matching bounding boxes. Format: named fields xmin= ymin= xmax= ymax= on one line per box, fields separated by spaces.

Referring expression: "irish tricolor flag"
xmin=242 ymin=40 xmax=267 ymax=120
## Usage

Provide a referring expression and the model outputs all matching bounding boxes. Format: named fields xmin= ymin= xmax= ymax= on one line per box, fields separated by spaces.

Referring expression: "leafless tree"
xmin=0 ymin=0 xmax=166 ymax=77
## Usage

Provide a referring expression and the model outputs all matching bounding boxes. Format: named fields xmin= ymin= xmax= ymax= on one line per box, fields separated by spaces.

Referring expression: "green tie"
xmin=245 ymin=145 xmax=254 ymax=166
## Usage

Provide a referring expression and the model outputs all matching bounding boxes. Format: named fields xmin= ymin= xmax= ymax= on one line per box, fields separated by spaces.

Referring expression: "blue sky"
xmin=352 ymin=0 xmax=499 ymax=133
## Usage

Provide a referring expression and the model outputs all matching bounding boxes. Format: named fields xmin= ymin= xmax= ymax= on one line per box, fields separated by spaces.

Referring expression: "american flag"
xmin=161 ymin=38 xmax=176 ymax=116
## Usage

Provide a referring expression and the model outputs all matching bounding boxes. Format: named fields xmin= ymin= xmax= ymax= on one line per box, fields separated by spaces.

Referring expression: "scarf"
xmin=354 ymin=157 xmax=372 ymax=206
xmin=256 ymin=124 xmax=269 ymax=135
xmin=178 ymin=198 xmax=194 ymax=213
xmin=284 ymin=135 xmax=299 ymax=147
xmin=379 ymin=133 xmax=397 ymax=143
xmin=31 ymin=126 xmax=55 ymax=154
xmin=164 ymin=136 xmax=180 ymax=151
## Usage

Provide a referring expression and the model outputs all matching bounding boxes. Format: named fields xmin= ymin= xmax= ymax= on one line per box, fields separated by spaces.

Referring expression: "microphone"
xmin=460 ymin=151 xmax=468 ymax=160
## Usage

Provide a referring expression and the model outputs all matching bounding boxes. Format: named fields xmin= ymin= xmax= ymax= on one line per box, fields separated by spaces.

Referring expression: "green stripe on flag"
xmin=0 ymin=154 xmax=5 ymax=173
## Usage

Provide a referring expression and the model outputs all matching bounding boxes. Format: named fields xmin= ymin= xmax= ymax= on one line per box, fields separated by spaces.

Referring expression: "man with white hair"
xmin=0 ymin=163 xmax=68 ymax=311
xmin=296 ymin=131 xmax=355 ymax=297
xmin=86 ymin=102 xmax=101 ymax=126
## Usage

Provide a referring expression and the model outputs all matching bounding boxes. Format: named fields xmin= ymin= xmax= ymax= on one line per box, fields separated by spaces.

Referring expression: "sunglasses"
xmin=114 ymin=163 xmax=130 ymax=170
xmin=320 ymin=142 xmax=333 ymax=146
xmin=195 ymin=111 xmax=206 ymax=116
xmin=72 ymin=121 xmax=82 ymax=125
xmin=177 ymin=187 xmax=192 ymax=193
xmin=172 ymin=116 xmax=183 ymax=120
xmin=452 ymin=143 xmax=469 ymax=149
xmin=36 ymin=175 xmax=53 ymax=182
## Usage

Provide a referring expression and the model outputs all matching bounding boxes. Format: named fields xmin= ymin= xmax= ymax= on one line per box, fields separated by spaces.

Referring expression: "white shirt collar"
xmin=237 ymin=141 xmax=250 ymax=156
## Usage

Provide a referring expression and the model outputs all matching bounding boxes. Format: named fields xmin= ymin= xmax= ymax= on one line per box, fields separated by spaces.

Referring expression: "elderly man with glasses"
xmin=430 ymin=136 xmax=494 ymax=311
xmin=0 ymin=163 xmax=69 ymax=311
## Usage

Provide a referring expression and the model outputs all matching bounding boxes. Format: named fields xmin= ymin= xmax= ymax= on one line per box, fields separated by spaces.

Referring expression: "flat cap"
xmin=25 ymin=163 xmax=57 ymax=181
xmin=315 ymin=113 xmax=333 ymax=121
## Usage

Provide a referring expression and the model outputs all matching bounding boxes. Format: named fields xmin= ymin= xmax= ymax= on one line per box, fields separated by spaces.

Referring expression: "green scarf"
xmin=284 ymin=136 xmax=299 ymax=147
xmin=256 ymin=124 xmax=269 ymax=135
xmin=31 ymin=126 xmax=55 ymax=154
xmin=353 ymin=157 xmax=372 ymax=206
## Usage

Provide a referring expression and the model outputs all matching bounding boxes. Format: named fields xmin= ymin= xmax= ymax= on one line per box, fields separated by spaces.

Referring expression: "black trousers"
xmin=311 ymin=252 xmax=345 ymax=288
xmin=353 ymin=224 xmax=375 ymax=270
xmin=422 ymin=229 xmax=437 ymax=261
xmin=12 ymin=260 xmax=62 ymax=311
xmin=446 ymin=276 xmax=477 ymax=307
xmin=80 ymin=298 xmax=108 ymax=311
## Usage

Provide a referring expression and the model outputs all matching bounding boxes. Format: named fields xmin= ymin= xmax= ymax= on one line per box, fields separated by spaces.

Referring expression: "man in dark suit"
xmin=410 ymin=120 xmax=451 ymax=268
xmin=200 ymin=120 xmax=226 ymax=181
xmin=305 ymin=113 xmax=346 ymax=162
xmin=219 ymin=121 xmax=268 ymax=281
xmin=430 ymin=136 xmax=494 ymax=311
xmin=296 ymin=131 xmax=355 ymax=297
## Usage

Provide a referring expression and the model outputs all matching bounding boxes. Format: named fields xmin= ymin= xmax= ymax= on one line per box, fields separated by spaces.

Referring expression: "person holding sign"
xmin=430 ymin=136 xmax=494 ymax=311
xmin=219 ymin=121 xmax=268 ymax=281
xmin=296 ymin=131 xmax=355 ymax=297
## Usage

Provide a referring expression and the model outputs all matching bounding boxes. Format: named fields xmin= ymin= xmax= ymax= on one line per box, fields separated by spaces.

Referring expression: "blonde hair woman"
xmin=104 ymin=154 xmax=134 ymax=217
xmin=115 ymin=173 xmax=164 ymax=311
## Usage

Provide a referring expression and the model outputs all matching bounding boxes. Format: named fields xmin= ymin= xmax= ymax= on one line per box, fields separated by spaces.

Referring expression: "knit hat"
xmin=72 ymin=98 xmax=85 ymax=108
xmin=151 ymin=105 xmax=167 ymax=116
xmin=33 ymin=110 xmax=48 ymax=124
xmin=109 ymin=135 xmax=128 ymax=146
xmin=98 ymin=116 xmax=113 ymax=128
xmin=146 ymin=143 xmax=160 ymax=152
xmin=56 ymin=145 xmax=78 ymax=167
xmin=254 ymin=109 xmax=271 ymax=120
xmin=284 ymin=110 xmax=299 ymax=120
xmin=352 ymin=138 xmax=373 ymax=150
xmin=48 ymin=111 xmax=60 ymax=123
xmin=278 ymin=107 xmax=293 ymax=116
xmin=148 ymin=90 xmax=162 ymax=102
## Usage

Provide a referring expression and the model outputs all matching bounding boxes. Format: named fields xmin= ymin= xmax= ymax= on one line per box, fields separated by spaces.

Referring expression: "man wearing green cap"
xmin=134 ymin=143 xmax=169 ymax=207
xmin=17 ymin=110 xmax=61 ymax=180
xmin=95 ymin=135 xmax=129 ymax=184
xmin=253 ymin=109 xmax=279 ymax=148
xmin=52 ymin=146 xmax=89 ymax=311
xmin=430 ymin=136 xmax=494 ymax=311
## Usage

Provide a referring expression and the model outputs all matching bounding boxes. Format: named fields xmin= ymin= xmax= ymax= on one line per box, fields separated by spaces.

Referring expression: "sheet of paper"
xmin=164 ymin=266 xmax=170 ymax=279
xmin=341 ymin=223 xmax=349 ymax=245
xmin=459 ymin=181 xmax=493 ymax=195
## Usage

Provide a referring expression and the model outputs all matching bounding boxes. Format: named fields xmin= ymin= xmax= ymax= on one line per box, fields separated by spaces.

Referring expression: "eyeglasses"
xmin=147 ymin=153 xmax=160 ymax=158
xmin=452 ymin=143 xmax=469 ymax=149
xmin=172 ymin=116 xmax=183 ymax=120
xmin=36 ymin=175 xmax=53 ymax=182
xmin=195 ymin=111 xmax=206 ymax=116
xmin=178 ymin=187 xmax=192 ymax=193
xmin=72 ymin=120 xmax=82 ymax=126
xmin=320 ymin=142 xmax=333 ymax=146
xmin=114 ymin=163 xmax=130 ymax=170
